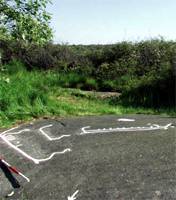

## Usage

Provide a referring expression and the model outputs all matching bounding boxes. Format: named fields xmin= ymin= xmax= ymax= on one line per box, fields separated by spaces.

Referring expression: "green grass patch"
xmin=0 ymin=68 xmax=175 ymax=128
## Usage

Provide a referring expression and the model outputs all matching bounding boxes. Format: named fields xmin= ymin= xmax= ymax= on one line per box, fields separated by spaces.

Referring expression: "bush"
xmin=120 ymin=65 xmax=175 ymax=108
xmin=84 ymin=78 xmax=98 ymax=90
xmin=0 ymin=38 xmax=175 ymax=108
xmin=2 ymin=60 xmax=26 ymax=74
xmin=21 ymin=44 xmax=56 ymax=70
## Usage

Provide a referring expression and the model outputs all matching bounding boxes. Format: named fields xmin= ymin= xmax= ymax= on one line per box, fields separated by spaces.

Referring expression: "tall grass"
xmin=0 ymin=61 xmax=175 ymax=128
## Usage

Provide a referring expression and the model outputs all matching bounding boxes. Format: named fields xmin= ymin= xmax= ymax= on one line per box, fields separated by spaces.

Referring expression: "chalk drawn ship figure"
xmin=0 ymin=125 xmax=71 ymax=164
xmin=80 ymin=123 xmax=173 ymax=135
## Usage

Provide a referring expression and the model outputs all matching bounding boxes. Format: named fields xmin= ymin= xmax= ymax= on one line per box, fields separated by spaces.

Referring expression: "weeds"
xmin=0 ymin=66 xmax=175 ymax=128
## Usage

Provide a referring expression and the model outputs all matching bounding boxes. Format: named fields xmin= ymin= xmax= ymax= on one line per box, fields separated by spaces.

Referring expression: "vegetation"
xmin=1 ymin=39 xmax=175 ymax=103
xmin=0 ymin=28 xmax=175 ymax=127
xmin=0 ymin=60 xmax=175 ymax=128
xmin=0 ymin=0 xmax=52 ymax=44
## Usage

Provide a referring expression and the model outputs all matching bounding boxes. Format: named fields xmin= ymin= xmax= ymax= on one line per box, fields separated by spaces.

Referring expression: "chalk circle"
xmin=0 ymin=124 xmax=71 ymax=165
xmin=3 ymin=135 xmax=16 ymax=141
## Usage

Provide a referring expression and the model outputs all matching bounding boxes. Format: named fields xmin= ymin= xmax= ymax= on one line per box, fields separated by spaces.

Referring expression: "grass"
xmin=0 ymin=64 xmax=175 ymax=128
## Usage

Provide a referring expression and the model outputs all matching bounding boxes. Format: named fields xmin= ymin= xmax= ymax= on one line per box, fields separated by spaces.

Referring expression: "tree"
xmin=0 ymin=0 xmax=53 ymax=45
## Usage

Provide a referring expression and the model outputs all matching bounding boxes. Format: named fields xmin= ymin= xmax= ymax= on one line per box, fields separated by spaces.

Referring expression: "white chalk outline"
xmin=1 ymin=129 xmax=31 ymax=136
xmin=118 ymin=118 xmax=135 ymax=122
xmin=39 ymin=124 xmax=71 ymax=141
xmin=0 ymin=122 xmax=174 ymax=164
xmin=6 ymin=191 xmax=15 ymax=197
xmin=80 ymin=123 xmax=173 ymax=135
xmin=0 ymin=125 xmax=71 ymax=164
xmin=67 ymin=190 xmax=79 ymax=200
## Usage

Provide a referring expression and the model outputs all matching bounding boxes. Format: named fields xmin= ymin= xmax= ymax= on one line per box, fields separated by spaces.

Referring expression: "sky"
xmin=47 ymin=0 xmax=176 ymax=44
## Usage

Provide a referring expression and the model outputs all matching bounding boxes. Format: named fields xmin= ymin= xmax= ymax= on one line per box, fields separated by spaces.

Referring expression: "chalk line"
xmin=35 ymin=148 xmax=71 ymax=163
xmin=39 ymin=124 xmax=71 ymax=141
xmin=67 ymin=190 xmax=79 ymax=200
xmin=2 ymin=129 xmax=31 ymax=136
xmin=0 ymin=134 xmax=40 ymax=164
xmin=80 ymin=123 xmax=173 ymax=135
xmin=0 ymin=125 xmax=71 ymax=164
xmin=118 ymin=118 xmax=135 ymax=122
xmin=0 ymin=126 xmax=20 ymax=136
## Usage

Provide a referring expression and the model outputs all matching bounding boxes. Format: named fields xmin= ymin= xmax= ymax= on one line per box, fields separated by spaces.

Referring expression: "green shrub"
xmin=119 ymin=66 xmax=175 ymax=108
xmin=3 ymin=60 xmax=26 ymax=74
xmin=84 ymin=78 xmax=98 ymax=90
xmin=99 ymin=80 xmax=118 ymax=91
xmin=0 ymin=38 xmax=175 ymax=108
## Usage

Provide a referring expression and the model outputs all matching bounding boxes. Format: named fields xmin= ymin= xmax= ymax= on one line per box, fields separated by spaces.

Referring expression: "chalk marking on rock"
xmin=6 ymin=191 xmax=15 ymax=197
xmin=35 ymin=148 xmax=71 ymax=163
xmin=80 ymin=123 xmax=173 ymax=135
xmin=0 ymin=127 xmax=20 ymax=136
xmin=118 ymin=118 xmax=135 ymax=122
xmin=4 ymin=135 xmax=16 ymax=141
xmin=67 ymin=190 xmax=79 ymax=200
xmin=1 ymin=129 xmax=31 ymax=144
xmin=0 ymin=125 xmax=71 ymax=164
xmin=2 ymin=129 xmax=31 ymax=136
xmin=39 ymin=124 xmax=71 ymax=141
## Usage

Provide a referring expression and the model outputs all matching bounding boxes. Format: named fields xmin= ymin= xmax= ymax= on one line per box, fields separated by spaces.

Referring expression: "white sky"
xmin=47 ymin=0 xmax=176 ymax=44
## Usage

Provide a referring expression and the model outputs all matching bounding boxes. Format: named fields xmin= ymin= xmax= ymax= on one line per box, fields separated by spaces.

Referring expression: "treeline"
xmin=0 ymin=39 xmax=175 ymax=108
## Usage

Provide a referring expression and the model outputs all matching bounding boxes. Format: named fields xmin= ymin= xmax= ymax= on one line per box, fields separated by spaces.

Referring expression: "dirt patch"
xmin=77 ymin=90 xmax=121 ymax=99
xmin=89 ymin=91 xmax=121 ymax=99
